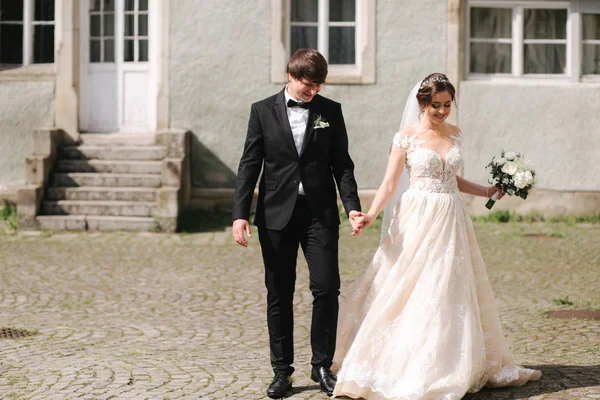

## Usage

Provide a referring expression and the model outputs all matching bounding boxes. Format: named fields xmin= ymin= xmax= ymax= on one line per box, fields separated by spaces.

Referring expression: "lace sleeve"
xmin=451 ymin=130 xmax=463 ymax=148
xmin=392 ymin=133 xmax=424 ymax=152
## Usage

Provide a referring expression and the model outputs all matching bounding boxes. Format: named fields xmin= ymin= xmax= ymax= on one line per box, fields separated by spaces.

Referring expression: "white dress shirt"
xmin=284 ymin=87 xmax=309 ymax=195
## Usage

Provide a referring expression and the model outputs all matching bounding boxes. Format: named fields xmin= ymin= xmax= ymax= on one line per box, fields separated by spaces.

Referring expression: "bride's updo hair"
xmin=416 ymin=73 xmax=456 ymax=109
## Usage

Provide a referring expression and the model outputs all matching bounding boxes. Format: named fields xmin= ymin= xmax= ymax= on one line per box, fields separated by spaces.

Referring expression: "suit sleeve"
xmin=330 ymin=103 xmax=362 ymax=215
xmin=232 ymin=104 xmax=264 ymax=221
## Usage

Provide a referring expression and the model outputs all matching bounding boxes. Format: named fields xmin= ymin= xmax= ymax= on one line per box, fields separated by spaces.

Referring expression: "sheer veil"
xmin=379 ymin=81 xmax=422 ymax=244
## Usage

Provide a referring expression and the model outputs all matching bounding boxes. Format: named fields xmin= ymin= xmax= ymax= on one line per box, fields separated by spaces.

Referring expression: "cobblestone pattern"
xmin=0 ymin=222 xmax=599 ymax=399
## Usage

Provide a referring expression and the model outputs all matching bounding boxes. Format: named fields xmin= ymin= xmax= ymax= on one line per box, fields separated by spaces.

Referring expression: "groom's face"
xmin=287 ymin=74 xmax=323 ymax=103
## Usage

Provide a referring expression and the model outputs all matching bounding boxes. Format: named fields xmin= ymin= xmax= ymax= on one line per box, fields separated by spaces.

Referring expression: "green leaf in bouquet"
xmin=519 ymin=191 xmax=528 ymax=200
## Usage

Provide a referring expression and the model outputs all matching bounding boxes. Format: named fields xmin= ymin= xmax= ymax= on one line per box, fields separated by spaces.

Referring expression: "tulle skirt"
xmin=332 ymin=189 xmax=540 ymax=400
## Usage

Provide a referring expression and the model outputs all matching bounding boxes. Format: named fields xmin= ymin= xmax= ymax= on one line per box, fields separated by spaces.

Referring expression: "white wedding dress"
xmin=332 ymin=132 xmax=541 ymax=400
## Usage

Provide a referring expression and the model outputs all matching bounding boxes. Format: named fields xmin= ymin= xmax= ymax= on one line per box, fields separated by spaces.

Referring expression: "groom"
xmin=232 ymin=48 xmax=362 ymax=398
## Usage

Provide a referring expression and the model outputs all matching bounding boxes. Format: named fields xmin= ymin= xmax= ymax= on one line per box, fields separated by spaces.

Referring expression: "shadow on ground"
xmin=464 ymin=365 xmax=600 ymax=399
xmin=177 ymin=208 xmax=236 ymax=233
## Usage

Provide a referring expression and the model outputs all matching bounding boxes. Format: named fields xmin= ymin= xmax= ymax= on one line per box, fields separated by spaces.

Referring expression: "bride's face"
xmin=424 ymin=91 xmax=453 ymax=125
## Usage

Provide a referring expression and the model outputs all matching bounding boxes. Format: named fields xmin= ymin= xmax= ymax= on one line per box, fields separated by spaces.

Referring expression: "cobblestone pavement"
xmin=0 ymin=221 xmax=599 ymax=400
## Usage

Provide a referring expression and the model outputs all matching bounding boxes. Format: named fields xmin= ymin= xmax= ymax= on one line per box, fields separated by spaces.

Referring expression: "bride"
xmin=332 ymin=73 xmax=541 ymax=400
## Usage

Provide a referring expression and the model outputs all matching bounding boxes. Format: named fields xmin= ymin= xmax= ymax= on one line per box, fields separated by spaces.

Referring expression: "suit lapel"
xmin=300 ymin=98 xmax=319 ymax=157
xmin=274 ymin=89 xmax=299 ymax=158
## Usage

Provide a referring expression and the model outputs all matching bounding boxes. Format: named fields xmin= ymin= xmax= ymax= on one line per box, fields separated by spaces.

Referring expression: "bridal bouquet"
xmin=485 ymin=151 xmax=536 ymax=209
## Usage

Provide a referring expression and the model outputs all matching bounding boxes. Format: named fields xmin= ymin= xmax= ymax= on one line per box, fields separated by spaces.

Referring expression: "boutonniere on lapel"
xmin=313 ymin=114 xmax=330 ymax=130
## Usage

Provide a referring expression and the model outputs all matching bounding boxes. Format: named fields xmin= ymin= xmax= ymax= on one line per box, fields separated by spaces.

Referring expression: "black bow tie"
xmin=287 ymin=99 xmax=310 ymax=109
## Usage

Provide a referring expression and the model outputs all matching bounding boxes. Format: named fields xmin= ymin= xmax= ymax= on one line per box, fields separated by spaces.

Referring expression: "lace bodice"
xmin=392 ymin=132 xmax=463 ymax=194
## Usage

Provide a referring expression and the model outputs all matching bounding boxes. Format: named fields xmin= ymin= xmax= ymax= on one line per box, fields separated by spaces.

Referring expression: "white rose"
xmin=524 ymin=170 xmax=534 ymax=185
xmin=524 ymin=158 xmax=536 ymax=172
xmin=515 ymin=157 xmax=527 ymax=171
xmin=496 ymin=157 xmax=507 ymax=166
xmin=513 ymin=172 xmax=528 ymax=189
xmin=501 ymin=161 xmax=518 ymax=175
xmin=505 ymin=152 xmax=517 ymax=160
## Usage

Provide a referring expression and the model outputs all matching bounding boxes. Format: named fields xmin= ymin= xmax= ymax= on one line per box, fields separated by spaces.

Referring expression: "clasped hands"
xmin=348 ymin=210 xmax=374 ymax=237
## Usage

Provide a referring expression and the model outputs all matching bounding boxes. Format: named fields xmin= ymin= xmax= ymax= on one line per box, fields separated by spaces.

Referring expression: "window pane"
xmin=125 ymin=14 xmax=134 ymax=36
xmin=90 ymin=14 xmax=101 ymax=37
xmin=0 ymin=0 xmax=24 ymax=21
xmin=470 ymin=43 xmax=511 ymax=73
xmin=470 ymin=8 xmax=511 ymax=39
xmin=524 ymin=9 xmax=567 ymax=40
xmin=583 ymin=14 xmax=600 ymax=41
xmin=139 ymin=39 xmax=148 ymax=61
xmin=330 ymin=0 xmax=355 ymax=22
xmin=138 ymin=14 xmax=148 ymax=36
xmin=90 ymin=39 xmax=101 ymax=62
xmin=104 ymin=13 xmax=114 ymax=36
xmin=0 ymin=24 xmax=23 ymax=63
xmin=329 ymin=27 xmax=355 ymax=64
xmin=291 ymin=26 xmax=318 ymax=55
xmin=33 ymin=25 xmax=54 ymax=63
xmin=524 ymin=44 xmax=566 ymax=74
xmin=582 ymin=44 xmax=600 ymax=75
xmin=124 ymin=39 xmax=134 ymax=61
xmin=34 ymin=0 xmax=54 ymax=21
xmin=291 ymin=0 xmax=318 ymax=22
xmin=125 ymin=0 xmax=135 ymax=11
xmin=103 ymin=0 xmax=114 ymax=11
xmin=90 ymin=0 xmax=100 ymax=11
xmin=139 ymin=0 xmax=148 ymax=11
xmin=104 ymin=38 xmax=114 ymax=62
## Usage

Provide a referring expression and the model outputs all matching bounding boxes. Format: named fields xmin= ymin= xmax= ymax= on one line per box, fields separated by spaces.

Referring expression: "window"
xmin=90 ymin=0 xmax=115 ymax=62
xmin=467 ymin=0 xmax=600 ymax=79
xmin=124 ymin=0 xmax=148 ymax=62
xmin=582 ymin=13 xmax=600 ymax=75
xmin=0 ymin=0 xmax=55 ymax=66
xmin=290 ymin=0 xmax=356 ymax=65
xmin=271 ymin=0 xmax=375 ymax=84
xmin=89 ymin=0 xmax=148 ymax=64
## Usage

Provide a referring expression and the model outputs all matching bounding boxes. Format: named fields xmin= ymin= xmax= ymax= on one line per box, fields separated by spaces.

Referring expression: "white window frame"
xmin=580 ymin=0 xmax=600 ymax=80
xmin=271 ymin=0 xmax=375 ymax=84
xmin=466 ymin=0 xmax=600 ymax=81
xmin=0 ymin=0 xmax=56 ymax=67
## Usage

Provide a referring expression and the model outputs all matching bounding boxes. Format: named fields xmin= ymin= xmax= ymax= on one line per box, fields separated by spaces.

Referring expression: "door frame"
xmin=55 ymin=0 xmax=169 ymax=136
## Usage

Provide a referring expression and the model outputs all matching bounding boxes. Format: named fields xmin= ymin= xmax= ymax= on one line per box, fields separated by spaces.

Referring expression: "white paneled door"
xmin=80 ymin=0 xmax=154 ymax=132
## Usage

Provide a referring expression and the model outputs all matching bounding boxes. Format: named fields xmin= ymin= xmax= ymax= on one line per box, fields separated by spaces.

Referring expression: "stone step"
xmin=51 ymin=173 xmax=162 ymax=188
xmin=55 ymin=159 xmax=162 ymax=174
xmin=41 ymin=200 xmax=156 ymax=217
xmin=46 ymin=187 xmax=158 ymax=202
xmin=79 ymin=133 xmax=156 ymax=146
xmin=37 ymin=215 xmax=157 ymax=232
xmin=59 ymin=145 xmax=167 ymax=160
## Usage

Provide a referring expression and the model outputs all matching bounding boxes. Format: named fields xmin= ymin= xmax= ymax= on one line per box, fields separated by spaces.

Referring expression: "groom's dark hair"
xmin=287 ymin=49 xmax=328 ymax=84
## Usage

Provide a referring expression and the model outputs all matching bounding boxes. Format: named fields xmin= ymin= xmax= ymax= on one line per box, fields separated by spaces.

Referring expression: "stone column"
xmin=55 ymin=0 xmax=80 ymax=142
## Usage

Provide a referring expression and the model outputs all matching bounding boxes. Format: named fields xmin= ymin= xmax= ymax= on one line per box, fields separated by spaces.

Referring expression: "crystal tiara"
xmin=419 ymin=75 xmax=450 ymax=90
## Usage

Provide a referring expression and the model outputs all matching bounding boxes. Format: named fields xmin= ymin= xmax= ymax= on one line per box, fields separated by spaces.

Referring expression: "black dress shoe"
xmin=267 ymin=372 xmax=292 ymax=399
xmin=311 ymin=366 xmax=336 ymax=396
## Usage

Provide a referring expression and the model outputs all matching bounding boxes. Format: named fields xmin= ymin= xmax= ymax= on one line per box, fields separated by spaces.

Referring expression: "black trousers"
xmin=258 ymin=195 xmax=340 ymax=375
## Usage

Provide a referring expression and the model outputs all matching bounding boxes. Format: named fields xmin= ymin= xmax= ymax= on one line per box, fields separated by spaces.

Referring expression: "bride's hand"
xmin=487 ymin=186 xmax=505 ymax=200
xmin=352 ymin=213 xmax=376 ymax=236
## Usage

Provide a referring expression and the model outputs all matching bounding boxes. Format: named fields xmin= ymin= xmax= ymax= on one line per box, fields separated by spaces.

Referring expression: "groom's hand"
xmin=233 ymin=219 xmax=252 ymax=247
xmin=349 ymin=210 xmax=365 ymax=236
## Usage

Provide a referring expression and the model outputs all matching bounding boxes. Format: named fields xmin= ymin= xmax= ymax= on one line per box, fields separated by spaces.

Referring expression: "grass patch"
xmin=0 ymin=200 xmax=17 ymax=232
xmin=474 ymin=210 xmax=600 ymax=224
xmin=587 ymin=345 xmax=600 ymax=355
xmin=552 ymin=296 xmax=575 ymax=306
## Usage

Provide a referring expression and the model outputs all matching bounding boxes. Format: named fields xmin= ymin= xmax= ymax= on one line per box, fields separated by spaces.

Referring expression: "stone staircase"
xmin=18 ymin=129 xmax=190 ymax=232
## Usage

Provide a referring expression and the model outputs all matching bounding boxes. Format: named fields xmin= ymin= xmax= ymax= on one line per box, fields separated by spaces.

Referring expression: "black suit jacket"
xmin=232 ymin=89 xmax=361 ymax=230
